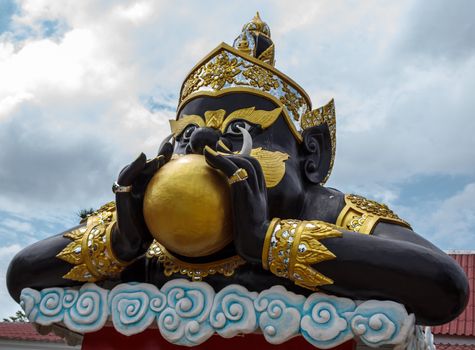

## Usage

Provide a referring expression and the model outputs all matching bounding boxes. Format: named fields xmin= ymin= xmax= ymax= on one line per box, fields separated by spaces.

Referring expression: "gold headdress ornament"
xmin=177 ymin=13 xmax=336 ymax=183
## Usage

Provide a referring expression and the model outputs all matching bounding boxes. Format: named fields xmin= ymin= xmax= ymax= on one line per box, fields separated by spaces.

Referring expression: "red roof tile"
xmin=436 ymin=344 xmax=475 ymax=350
xmin=432 ymin=253 xmax=474 ymax=336
xmin=0 ymin=322 xmax=64 ymax=343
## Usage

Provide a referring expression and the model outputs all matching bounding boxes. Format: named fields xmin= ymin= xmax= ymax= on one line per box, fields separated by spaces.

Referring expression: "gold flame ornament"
xmin=250 ymin=148 xmax=289 ymax=188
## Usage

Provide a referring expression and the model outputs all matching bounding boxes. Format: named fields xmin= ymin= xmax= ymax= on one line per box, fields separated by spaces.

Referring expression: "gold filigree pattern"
xmin=179 ymin=45 xmax=311 ymax=135
xmin=301 ymin=99 xmax=336 ymax=184
xmin=262 ymin=219 xmax=342 ymax=290
xmin=182 ymin=66 xmax=204 ymax=99
xmin=336 ymin=194 xmax=411 ymax=234
xmin=146 ymin=241 xmax=246 ymax=281
xmin=347 ymin=194 xmax=403 ymax=219
xmin=348 ymin=214 xmax=367 ymax=232
xmin=200 ymin=52 xmax=242 ymax=91
xmin=290 ymin=221 xmax=343 ymax=290
xmin=241 ymin=65 xmax=279 ymax=90
xmin=57 ymin=202 xmax=129 ymax=282
xmin=280 ymin=82 xmax=305 ymax=122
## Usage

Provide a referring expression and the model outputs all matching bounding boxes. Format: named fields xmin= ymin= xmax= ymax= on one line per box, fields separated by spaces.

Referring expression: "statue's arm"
xmin=7 ymin=141 xmax=174 ymax=302
xmin=7 ymin=227 xmax=86 ymax=302
xmin=203 ymin=148 xmax=469 ymax=325
xmin=262 ymin=219 xmax=468 ymax=325
xmin=6 ymin=205 xmax=133 ymax=302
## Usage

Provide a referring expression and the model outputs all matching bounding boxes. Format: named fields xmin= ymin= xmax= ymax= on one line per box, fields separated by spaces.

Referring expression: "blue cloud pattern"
xmin=20 ymin=280 xmax=420 ymax=348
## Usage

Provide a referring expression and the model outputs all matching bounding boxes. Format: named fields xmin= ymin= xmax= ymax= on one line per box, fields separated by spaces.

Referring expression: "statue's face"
xmin=174 ymin=92 xmax=305 ymax=218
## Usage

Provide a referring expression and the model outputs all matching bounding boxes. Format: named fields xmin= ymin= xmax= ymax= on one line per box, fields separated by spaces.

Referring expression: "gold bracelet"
xmin=262 ymin=218 xmax=342 ymax=290
xmin=336 ymin=194 xmax=411 ymax=234
xmin=57 ymin=202 xmax=129 ymax=282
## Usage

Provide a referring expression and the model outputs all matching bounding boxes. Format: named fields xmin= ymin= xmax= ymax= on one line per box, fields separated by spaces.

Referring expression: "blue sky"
xmin=0 ymin=0 xmax=474 ymax=319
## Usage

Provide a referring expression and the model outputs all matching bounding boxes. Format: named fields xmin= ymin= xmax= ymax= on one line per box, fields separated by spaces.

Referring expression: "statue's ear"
xmin=301 ymin=124 xmax=332 ymax=184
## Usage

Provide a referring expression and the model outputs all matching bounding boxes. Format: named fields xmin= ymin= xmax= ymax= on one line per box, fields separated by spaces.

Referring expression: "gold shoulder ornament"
xmin=57 ymin=202 xmax=129 ymax=282
xmin=262 ymin=218 xmax=342 ymax=290
xmin=336 ymin=194 xmax=411 ymax=234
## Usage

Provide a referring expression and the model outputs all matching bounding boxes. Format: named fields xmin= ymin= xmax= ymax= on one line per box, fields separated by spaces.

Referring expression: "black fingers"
xmin=141 ymin=157 xmax=159 ymax=179
xmin=203 ymin=146 xmax=264 ymax=193
xmin=158 ymin=142 xmax=173 ymax=164
xmin=240 ymin=155 xmax=266 ymax=192
xmin=118 ymin=153 xmax=147 ymax=186
xmin=225 ymin=155 xmax=260 ymax=192
xmin=203 ymin=146 xmax=239 ymax=177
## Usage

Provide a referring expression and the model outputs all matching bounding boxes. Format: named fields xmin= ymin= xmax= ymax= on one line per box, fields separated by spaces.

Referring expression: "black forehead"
xmin=178 ymin=92 xmax=279 ymax=119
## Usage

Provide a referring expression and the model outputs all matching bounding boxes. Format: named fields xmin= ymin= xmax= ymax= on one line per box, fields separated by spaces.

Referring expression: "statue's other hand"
xmin=117 ymin=142 xmax=173 ymax=188
xmin=204 ymin=146 xmax=268 ymax=264
xmin=113 ymin=139 xmax=174 ymax=262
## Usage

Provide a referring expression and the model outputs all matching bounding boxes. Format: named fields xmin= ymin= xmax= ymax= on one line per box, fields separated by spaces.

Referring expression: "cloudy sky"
xmin=0 ymin=0 xmax=474 ymax=319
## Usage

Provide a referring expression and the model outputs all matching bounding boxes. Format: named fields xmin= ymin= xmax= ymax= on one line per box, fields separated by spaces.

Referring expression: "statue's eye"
xmin=225 ymin=120 xmax=255 ymax=135
xmin=181 ymin=124 xmax=197 ymax=141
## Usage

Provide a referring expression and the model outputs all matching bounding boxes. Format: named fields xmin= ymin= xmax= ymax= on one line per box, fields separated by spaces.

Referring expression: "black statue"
xmin=7 ymin=13 xmax=468 ymax=326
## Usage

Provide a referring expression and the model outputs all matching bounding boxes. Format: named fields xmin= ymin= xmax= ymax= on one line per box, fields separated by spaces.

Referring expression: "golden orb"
xmin=143 ymin=154 xmax=233 ymax=257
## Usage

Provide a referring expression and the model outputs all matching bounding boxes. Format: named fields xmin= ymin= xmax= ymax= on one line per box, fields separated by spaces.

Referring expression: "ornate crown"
xmin=177 ymin=13 xmax=336 ymax=183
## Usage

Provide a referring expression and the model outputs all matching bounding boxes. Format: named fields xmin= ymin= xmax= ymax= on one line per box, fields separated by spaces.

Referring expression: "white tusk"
xmin=237 ymin=126 xmax=252 ymax=156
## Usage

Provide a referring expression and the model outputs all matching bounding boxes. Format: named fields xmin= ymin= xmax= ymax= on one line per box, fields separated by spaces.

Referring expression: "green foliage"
xmin=78 ymin=208 xmax=95 ymax=219
xmin=3 ymin=310 xmax=28 ymax=323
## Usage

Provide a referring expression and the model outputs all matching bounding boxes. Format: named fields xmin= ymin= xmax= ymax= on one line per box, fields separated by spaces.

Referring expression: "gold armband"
xmin=336 ymin=194 xmax=411 ymax=234
xmin=262 ymin=218 xmax=342 ymax=290
xmin=57 ymin=202 xmax=129 ymax=282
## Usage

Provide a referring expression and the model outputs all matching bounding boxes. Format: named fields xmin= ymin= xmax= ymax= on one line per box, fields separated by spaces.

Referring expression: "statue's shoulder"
xmin=335 ymin=194 xmax=411 ymax=234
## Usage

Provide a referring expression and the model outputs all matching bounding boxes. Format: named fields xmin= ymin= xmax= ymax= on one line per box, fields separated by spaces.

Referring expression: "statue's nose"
xmin=189 ymin=127 xmax=221 ymax=154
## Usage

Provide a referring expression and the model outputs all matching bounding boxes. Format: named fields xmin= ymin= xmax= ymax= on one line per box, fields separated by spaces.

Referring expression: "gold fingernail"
xmin=217 ymin=140 xmax=231 ymax=152
xmin=204 ymin=145 xmax=218 ymax=156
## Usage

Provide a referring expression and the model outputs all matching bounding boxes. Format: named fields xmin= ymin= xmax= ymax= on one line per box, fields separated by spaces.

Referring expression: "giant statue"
xmin=7 ymin=13 xmax=468 ymax=330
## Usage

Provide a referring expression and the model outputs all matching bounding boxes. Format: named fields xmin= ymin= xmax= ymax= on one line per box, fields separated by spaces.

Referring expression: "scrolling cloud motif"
xmin=254 ymin=285 xmax=305 ymax=344
xmin=109 ymin=283 xmax=165 ymax=336
xmin=158 ymin=279 xmax=215 ymax=346
xmin=20 ymin=282 xmax=420 ymax=349
xmin=350 ymin=300 xmax=415 ymax=347
xmin=62 ymin=283 xmax=108 ymax=333
xmin=301 ymin=294 xmax=356 ymax=349
xmin=210 ymin=285 xmax=258 ymax=337
xmin=20 ymin=288 xmax=41 ymax=322
xmin=36 ymin=288 xmax=64 ymax=325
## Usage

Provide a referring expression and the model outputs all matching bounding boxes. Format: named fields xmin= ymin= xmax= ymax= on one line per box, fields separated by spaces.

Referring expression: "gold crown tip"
xmin=253 ymin=11 xmax=263 ymax=23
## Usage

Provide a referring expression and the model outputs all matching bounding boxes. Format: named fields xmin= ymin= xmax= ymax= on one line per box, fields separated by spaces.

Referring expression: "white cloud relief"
xmin=0 ymin=0 xmax=474 ymax=319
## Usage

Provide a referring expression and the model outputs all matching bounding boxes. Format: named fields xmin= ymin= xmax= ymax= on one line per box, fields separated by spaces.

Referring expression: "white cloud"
xmin=406 ymin=183 xmax=475 ymax=248
xmin=113 ymin=1 xmax=153 ymax=24
xmin=1 ymin=218 xmax=33 ymax=233
xmin=0 ymin=243 xmax=21 ymax=259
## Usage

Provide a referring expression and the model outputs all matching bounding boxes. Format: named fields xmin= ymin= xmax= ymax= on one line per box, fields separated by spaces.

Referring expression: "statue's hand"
xmin=204 ymin=146 xmax=269 ymax=264
xmin=113 ymin=140 xmax=173 ymax=261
